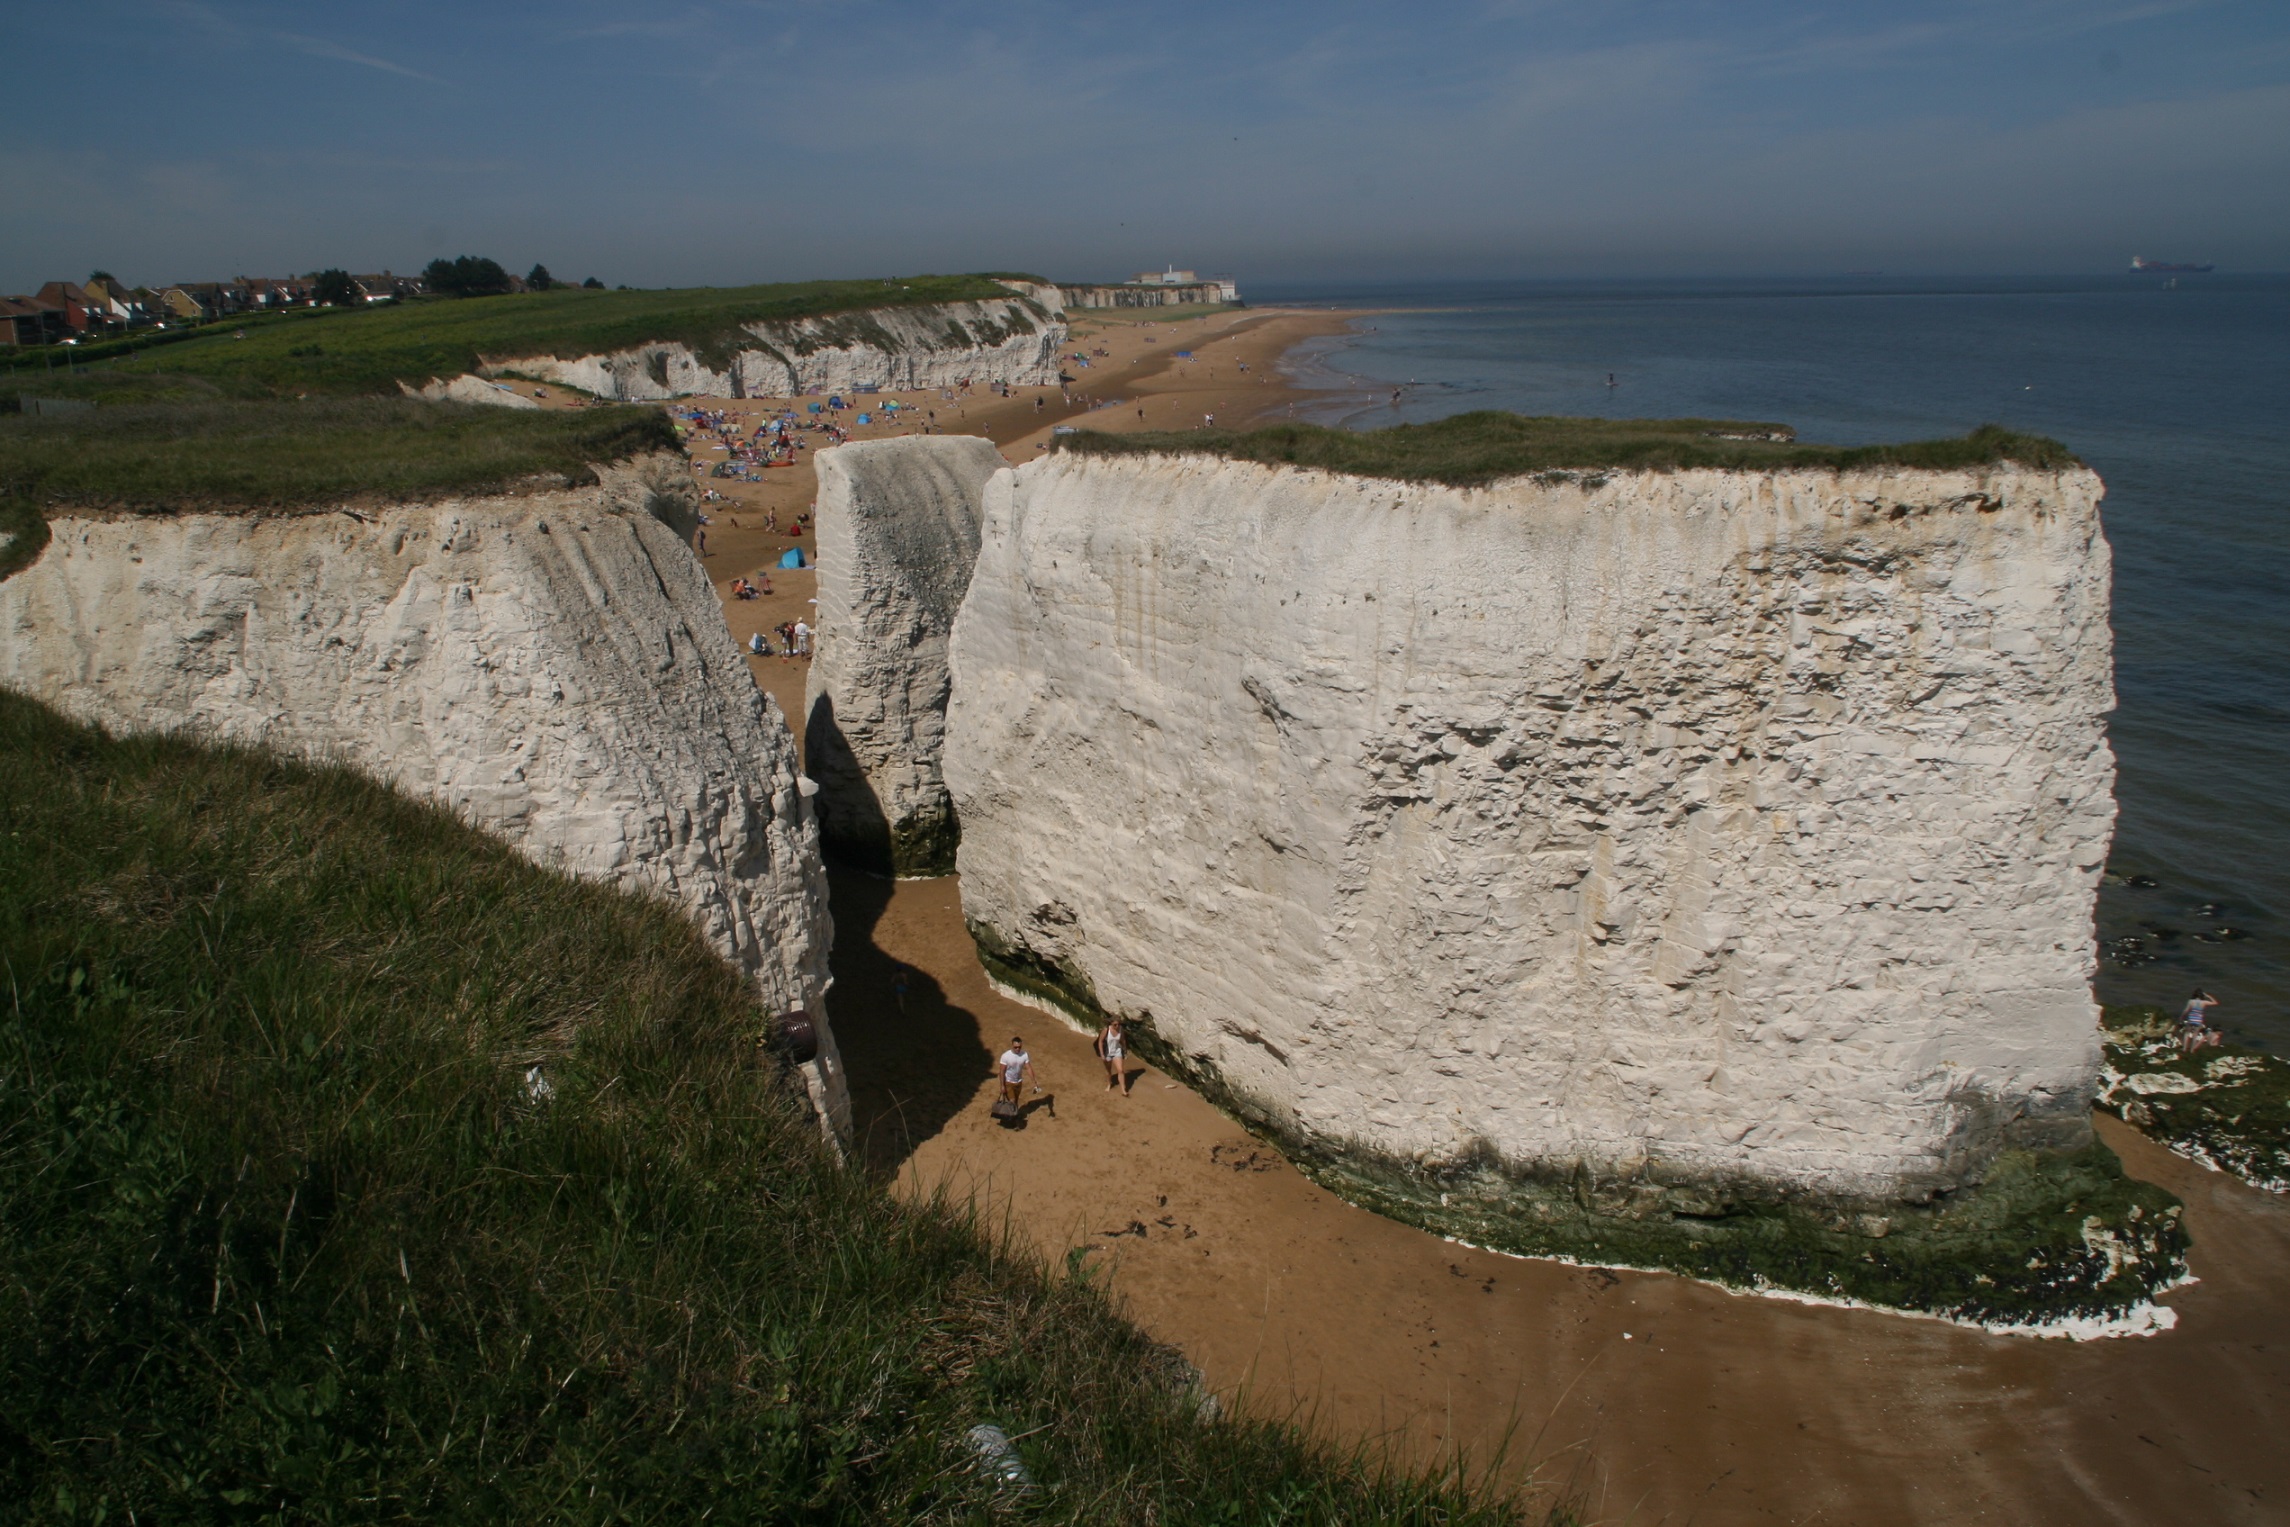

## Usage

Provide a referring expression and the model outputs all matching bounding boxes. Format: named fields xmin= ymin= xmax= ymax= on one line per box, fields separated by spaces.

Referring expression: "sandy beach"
xmin=652 ymin=309 xmax=2290 ymax=1525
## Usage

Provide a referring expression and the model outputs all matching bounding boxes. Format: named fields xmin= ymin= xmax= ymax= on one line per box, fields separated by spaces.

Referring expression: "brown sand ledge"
xmin=682 ymin=313 xmax=2288 ymax=1525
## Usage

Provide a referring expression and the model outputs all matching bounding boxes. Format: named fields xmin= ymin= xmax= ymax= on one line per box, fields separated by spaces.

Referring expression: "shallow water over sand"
xmin=1265 ymin=275 xmax=2290 ymax=1053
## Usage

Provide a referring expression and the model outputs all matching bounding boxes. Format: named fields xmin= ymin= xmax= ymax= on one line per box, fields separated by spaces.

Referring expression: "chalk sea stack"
xmin=810 ymin=425 xmax=2180 ymax=1326
xmin=805 ymin=434 xmax=1005 ymax=876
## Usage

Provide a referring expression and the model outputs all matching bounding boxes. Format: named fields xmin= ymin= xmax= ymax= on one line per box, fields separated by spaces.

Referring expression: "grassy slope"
xmin=3 ymin=277 xmax=1037 ymax=398
xmin=1056 ymin=412 xmax=2078 ymax=485
xmin=0 ymin=694 xmax=1551 ymax=1524
xmin=0 ymin=399 xmax=676 ymax=581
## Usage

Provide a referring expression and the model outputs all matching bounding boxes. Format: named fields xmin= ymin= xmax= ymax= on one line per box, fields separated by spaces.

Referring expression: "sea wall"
xmin=0 ymin=462 xmax=848 ymax=1141
xmin=482 ymin=288 xmax=1068 ymax=403
xmin=804 ymin=435 xmax=1003 ymax=875
xmin=946 ymin=452 xmax=2117 ymax=1209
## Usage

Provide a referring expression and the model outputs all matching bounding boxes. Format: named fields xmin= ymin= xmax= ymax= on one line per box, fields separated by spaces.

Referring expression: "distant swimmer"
xmin=1606 ymin=373 xmax=1617 ymax=388
xmin=1391 ymin=388 xmax=1402 ymax=405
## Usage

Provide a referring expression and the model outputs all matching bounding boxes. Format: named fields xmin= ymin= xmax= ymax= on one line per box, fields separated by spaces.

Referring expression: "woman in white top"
xmin=1097 ymin=1018 xmax=1131 ymax=1096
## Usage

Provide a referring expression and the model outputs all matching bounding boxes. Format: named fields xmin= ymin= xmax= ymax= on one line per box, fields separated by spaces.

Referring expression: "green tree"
xmin=421 ymin=256 xmax=513 ymax=298
xmin=312 ymin=269 xmax=360 ymax=307
xmin=582 ymin=276 xmax=605 ymax=290
xmin=527 ymin=263 xmax=555 ymax=291
xmin=87 ymin=269 xmax=117 ymax=286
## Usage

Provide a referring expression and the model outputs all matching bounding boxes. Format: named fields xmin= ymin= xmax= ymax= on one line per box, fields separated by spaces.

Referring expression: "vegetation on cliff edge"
xmin=1 ymin=275 xmax=1044 ymax=398
xmin=0 ymin=398 xmax=676 ymax=581
xmin=1055 ymin=412 xmax=2078 ymax=485
xmin=0 ymin=694 xmax=1557 ymax=1524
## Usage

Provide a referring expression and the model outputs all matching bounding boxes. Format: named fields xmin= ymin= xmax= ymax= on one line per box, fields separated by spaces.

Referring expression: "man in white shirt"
xmin=994 ymin=1037 xmax=1036 ymax=1111
xmin=793 ymin=619 xmax=812 ymax=656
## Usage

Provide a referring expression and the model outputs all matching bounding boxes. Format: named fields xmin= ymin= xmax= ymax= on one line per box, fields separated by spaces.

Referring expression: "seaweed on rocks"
xmin=966 ymin=922 xmax=2188 ymax=1332
xmin=2101 ymin=1010 xmax=2290 ymax=1194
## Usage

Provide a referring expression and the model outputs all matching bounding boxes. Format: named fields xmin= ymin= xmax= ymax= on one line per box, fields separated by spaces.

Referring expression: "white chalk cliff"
xmin=804 ymin=435 xmax=1004 ymax=875
xmin=946 ymin=452 xmax=2115 ymax=1203
xmin=473 ymin=285 xmax=1068 ymax=404
xmin=0 ymin=463 xmax=848 ymax=1140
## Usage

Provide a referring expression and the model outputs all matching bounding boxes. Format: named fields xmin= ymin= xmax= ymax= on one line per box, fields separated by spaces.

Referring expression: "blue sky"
xmin=4 ymin=0 xmax=2286 ymax=290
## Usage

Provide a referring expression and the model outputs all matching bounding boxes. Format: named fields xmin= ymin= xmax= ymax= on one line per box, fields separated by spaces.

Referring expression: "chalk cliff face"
xmin=804 ymin=436 xmax=1004 ymax=875
xmin=0 ymin=465 xmax=848 ymax=1140
xmin=947 ymin=453 xmax=2116 ymax=1205
xmin=483 ymin=288 xmax=1067 ymax=403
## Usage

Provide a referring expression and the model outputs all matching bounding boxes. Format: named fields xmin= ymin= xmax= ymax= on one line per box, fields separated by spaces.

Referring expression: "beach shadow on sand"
xmin=826 ymin=867 xmax=994 ymax=1176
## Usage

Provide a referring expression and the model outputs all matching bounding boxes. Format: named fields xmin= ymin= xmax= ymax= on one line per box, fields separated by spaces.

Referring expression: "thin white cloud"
xmin=280 ymin=32 xmax=445 ymax=84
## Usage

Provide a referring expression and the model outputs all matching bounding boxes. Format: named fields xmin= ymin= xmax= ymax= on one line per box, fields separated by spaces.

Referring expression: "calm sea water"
xmin=1255 ymin=276 xmax=2290 ymax=1054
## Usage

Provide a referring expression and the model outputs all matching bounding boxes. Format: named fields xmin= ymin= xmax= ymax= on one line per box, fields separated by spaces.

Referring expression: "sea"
xmin=1255 ymin=275 xmax=2289 ymax=1055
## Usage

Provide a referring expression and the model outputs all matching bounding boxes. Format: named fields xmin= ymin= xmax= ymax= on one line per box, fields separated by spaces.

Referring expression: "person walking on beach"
xmin=2178 ymin=989 xmax=2222 ymax=1052
xmin=994 ymin=1037 xmax=1038 ymax=1112
xmin=1096 ymin=1017 xmax=1132 ymax=1095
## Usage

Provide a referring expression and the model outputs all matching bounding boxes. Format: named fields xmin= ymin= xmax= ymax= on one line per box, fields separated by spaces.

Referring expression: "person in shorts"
xmin=994 ymin=1037 xmax=1036 ymax=1109
xmin=2178 ymin=990 xmax=2222 ymax=1052
xmin=1096 ymin=1017 xmax=1131 ymax=1096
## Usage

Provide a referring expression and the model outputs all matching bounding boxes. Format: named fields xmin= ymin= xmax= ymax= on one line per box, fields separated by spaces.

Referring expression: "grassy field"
xmin=2 ymin=275 xmax=1043 ymax=398
xmin=1056 ymin=412 xmax=2078 ymax=485
xmin=0 ymin=398 xmax=677 ymax=580
xmin=0 ymin=694 xmax=1560 ymax=1524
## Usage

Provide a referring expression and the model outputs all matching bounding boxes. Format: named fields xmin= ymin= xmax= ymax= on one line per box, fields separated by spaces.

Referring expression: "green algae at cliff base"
xmin=969 ymin=923 xmax=2187 ymax=1334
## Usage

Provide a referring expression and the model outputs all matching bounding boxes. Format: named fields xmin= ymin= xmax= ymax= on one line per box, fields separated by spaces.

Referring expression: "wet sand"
xmin=667 ymin=307 xmax=2290 ymax=1524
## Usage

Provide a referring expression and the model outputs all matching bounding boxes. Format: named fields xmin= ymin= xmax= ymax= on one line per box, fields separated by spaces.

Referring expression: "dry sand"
xmin=662 ymin=308 xmax=2288 ymax=1524
xmin=830 ymin=875 xmax=2290 ymax=1527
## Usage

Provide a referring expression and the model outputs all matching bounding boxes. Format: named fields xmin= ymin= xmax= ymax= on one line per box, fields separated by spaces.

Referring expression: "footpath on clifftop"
xmin=659 ymin=312 xmax=2290 ymax=1527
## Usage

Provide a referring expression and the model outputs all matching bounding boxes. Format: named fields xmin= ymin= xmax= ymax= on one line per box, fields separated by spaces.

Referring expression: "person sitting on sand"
xmin=2178 ymin=989 xmax=2223 ymax=1052
xmin=747 ymin=631 xmax=769 ymax=656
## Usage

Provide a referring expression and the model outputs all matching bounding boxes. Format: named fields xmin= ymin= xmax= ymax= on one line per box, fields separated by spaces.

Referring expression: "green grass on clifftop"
xmin=0 ymin=398 xmax=676 ymax=581
xmin=1056 ymin=412 xmax=2077 ymax=486
xmin=0 ymin=694 xmax=1554 ymax=1524
xmin=2 ymin=276 xmax=1039 ymax=398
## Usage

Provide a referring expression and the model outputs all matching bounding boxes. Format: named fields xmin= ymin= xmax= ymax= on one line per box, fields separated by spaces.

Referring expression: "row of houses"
xmin=1060 ymin=266 xmax=1243 ymax=310
xmin=0 ymin=271 xmax=426 ymax=346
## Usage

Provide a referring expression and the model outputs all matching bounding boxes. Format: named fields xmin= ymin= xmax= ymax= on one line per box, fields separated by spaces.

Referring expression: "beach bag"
xmin=990 ymin=1097 xmax=1019 ymax=1121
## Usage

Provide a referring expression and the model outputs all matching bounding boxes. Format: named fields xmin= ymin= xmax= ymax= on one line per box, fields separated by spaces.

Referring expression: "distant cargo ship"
xmin=2130 ymin=256 xmax=2214 ymax=273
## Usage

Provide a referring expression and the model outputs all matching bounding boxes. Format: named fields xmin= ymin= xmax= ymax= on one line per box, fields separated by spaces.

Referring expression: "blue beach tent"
xmin=779 ymin=547 xmax=808 ymax=569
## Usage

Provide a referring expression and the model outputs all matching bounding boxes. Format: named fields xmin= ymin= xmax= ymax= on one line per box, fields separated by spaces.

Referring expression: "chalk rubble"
xmin=805 ymin=435 xmax=1005 ymax=875
xmin=946 ymin=452 xmax=2117 ymax=1204
xmin=0 ymin=460 xmax=848 ymax=1142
